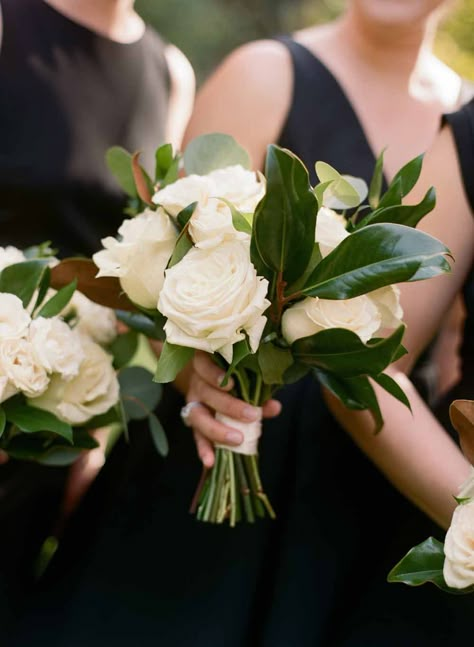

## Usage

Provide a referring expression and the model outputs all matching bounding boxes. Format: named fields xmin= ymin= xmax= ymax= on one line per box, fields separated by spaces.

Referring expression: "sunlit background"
xmin=135 ymin=0 xmax=474 ymax=83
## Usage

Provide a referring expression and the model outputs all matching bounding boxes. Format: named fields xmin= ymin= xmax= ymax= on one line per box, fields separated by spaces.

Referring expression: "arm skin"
xmin=326 ymin=126 xmax=474 ymax=529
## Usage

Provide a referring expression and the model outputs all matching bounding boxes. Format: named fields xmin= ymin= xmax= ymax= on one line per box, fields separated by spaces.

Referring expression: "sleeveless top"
xmin=0 ymin=0 xmax=170 ymax=256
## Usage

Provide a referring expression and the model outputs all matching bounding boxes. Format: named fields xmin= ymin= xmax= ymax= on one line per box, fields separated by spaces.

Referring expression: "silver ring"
xmin=180 ymin=401 xmax=203 ymax=427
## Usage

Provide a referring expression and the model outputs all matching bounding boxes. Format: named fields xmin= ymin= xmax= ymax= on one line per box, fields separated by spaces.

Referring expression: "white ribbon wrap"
xmin=215 ymin=408 xmax=263 ymax=455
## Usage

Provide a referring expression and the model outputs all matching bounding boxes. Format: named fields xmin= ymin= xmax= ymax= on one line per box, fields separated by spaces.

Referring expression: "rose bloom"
xmin=68 ymin=292 xmax=117 ymax=345
xmin=188 ymin=198 xmax=249 ymax=250
xmin=29 ymin=317 xmax=84 ymax=379
xmin=159 ymin=240 xmax=270 ymax=362
xmin=0 ymin=293 xmax=31 ymax=340
xmin=31 ymin=336 xmax=119 ymax=425
xmin=152 ymin=175 xmax=212 ymax=217
xmin=0 ymin=374 xmax=18 ymax=403
xmin=0 ymin=338 xmax=50 ymax=398
xmin=0 ymin=246 xmax=25 ymax=272
xmin=93 ymin=208 xmax=177 ymax=310
xmin=315 ymin=207 xmax=349 ymax=257
xmin=443 ymin=501 xmax=474 ymax=589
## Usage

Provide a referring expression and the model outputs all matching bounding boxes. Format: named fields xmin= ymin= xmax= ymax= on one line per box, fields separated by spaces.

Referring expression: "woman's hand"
xmin=184 ymin=352 xmax=281 ymax=467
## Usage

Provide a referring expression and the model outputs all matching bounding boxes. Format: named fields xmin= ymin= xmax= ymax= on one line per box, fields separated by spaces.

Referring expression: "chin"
xmin=350 ymin=0 xmax=447 ymax=26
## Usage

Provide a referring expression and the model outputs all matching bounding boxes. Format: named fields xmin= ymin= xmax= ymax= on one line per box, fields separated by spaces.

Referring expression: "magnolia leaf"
xmin=390 ymin=154 xmax=424 ymax=198
xmin=373 ymin=372 xmax=412 ymax=411
xmin=450 ymin=399 xmax=474 ymax=464
xmin=154 ymin=342 xmax=194 ymax=384
xmin=184 ymin=133 xmax=251 ymax=175
xmin=357 ymin=187 xmax=436 ymax=229
xmin=50 ymin=259 xmax=135 ymax=311
xmin=37 ymin=279 xmax=77 ymax=318
xmin=220 ymin=339 xmax=252 ymax=387
xmin=32 ymin=266 xmax=52 ymax=313
xmin=0 ymin=260 xmax=48 ymax=307
xmin=368 ymin=149 xmax=386 ymax=209
xmin=258 ymin=343 xmax=293 ymax=385
xmin=106 ymin=146 xmax=137 ymax=197
xmin=148 ymin=412 xmax=169 ymax=457
xmin=155 ymin=143 xmax=174 ymax=181
xmin=3 ymin=401 xmax=73 ymax=444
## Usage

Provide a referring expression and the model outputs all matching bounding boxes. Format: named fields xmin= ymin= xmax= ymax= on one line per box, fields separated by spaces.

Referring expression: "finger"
xmin=193 ymin=429 xmax=215 ymax=468
xmin=193 ymin=352 xmax=234 ymax=391
xmin=189 ymin=405 xmax=244 ymax=447
xmin=194 ymin=380 xmax=261 ymax=423
xmin=262 ymin=399 xmax=282 ymax=419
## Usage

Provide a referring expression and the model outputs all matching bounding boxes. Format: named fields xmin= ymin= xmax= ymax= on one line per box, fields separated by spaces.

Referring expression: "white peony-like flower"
xmin=31 ymin=336 xmax=119 ymax=425
xmin=93 ymin=208 xmax=178 ymax=310
xmin=369 ymin=285 xmax=404 ymax=333
xmin=0 ymin=338 xmax=50 ymax=398
xmin=188 ymin=198 xmax=249 ymax=249
xmin=68 ymin=292 xmax=117 ymax=345
xmin=29 ymin=317 xmax=84 ymax=379
xmin=314 ymin=207 xmax=349 ymax=257
xmin=0 ymin=374 xmax=18 ymax=403
xmin=159 ymin=240 xmax=270 ymax=362
xmin=152 ymin=175 xmax=212 ymax=217
xmin=0 ymin=294 xmax=31 ymax=340
xmin=207 ymin=165 xmax=266 ymax=213
xmin=0 ymin=246 xmax=25 ymax=272
xmin=443 ymin=501 xmax=474 ymax=589
xmin=282 ymin=294 xmax=381 ymax=344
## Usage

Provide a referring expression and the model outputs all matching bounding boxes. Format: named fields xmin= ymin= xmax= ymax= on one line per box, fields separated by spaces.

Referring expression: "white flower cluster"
xmin=443 ymin=470 xmax=474 ymax=589
xmin=282 ymin=208 xmax=404 ymax=344
xmin=0 ymin=247 xmax=119 ymax=425
xmin=94 ymin=166 xmax=270 ymax=362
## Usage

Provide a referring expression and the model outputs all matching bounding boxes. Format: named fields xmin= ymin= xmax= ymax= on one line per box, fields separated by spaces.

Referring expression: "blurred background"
xmin=136 ymin=0 xmax=474 ymax=84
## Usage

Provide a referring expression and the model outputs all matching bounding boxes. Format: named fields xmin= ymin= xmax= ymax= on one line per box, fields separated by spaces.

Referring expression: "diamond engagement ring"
xmin=180 ymin=401 xmax=203 ymax=427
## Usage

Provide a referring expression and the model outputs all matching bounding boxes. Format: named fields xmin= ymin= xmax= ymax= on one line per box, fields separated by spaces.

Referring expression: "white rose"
xmin=207 ymin=165 xmax=266 ymax=213
xmin=152 ymin=175 xmax=212 ymax=217
xmin=443 ymin=501 xmax=474 ymax=589
xmin=0 ymin=338 xmax=50 ymax=398
xmin=0 ymin=374 xmax=18 ymax=403
xmin=457 ymin=468 xmax=474 ymax=501
xmin=31 ymin=336 xmax=119 ymax=425
xmin=188 ymin=198 xmax=249 ymax=249
xmin=315 ymin=207 xmax=349 ymax=257
xmin=29 ymin=317 xmax=84 ymax=379
xmin=282 ymin=294 xmax=381 ymax=345
xmin=369 ymin=285 xmax=404 ymax=333
xmin=0 ymin=293 xmax=31 ymax=340
xmin=93 ymin=208 xmax=178 ymax=310
xmin=0 ymin=246 xmax=25 ymax=272
xmin=159 ymin=240 xmax=270 ymax=362
xmin=68 ymin=292 xmax=117 ymax=345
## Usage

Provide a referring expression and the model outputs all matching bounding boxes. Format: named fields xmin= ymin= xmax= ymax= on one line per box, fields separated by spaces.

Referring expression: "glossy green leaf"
xmin=0 ymin=407 xmax=5 ymax=438
xmin=221 ymin=339 xmax=252 ymax=387
xmin=357 ymin=187 xmax=436 ymax=229
xmin=390 ymin=154 xmax=424 ymax=198
xmin=300 ymin=223 xmax=450 ymax=299
xmin=313 ymin=181 xmax=333 ymax=210
xmin=219 ymin=199 xmax=252 ymax=235
xmin=109 ymin=331 xmax=140 ymax=369
xmin=373 ymin=372 xmax=411 ymax=411
xmin=148 ymin=412 xmax=169 ymax=457
xmin=37 ymin=279 xmax=77 ymax=318
xmin=258 ymin=343 xmax=293 ymax=385
xmin=119 ymin=366 xmax=162 ymax=419
xmin=184 ymin=133 xmax=251 ymax=175
xmin=3 ymin=400 xmax=73 ymax=443
xmin=368 ymin=149 xmax=386 ymax=209
xmin=293 ymin=325 xmax=405 ymax=378
xmin=253 ymin=145 xmax=318 ymax=284
xmin=155 ymin=143 xmax=174 ymax=180
xmin=37 ymin=446 xmax=86 ymax=466
xmin=116 ymin=310 xmax=165 ymax=341
xmin=106 ymin=146 xmax=137 ymax=197
xmin=154 ymin=342 xmax=194 ymax=384
xmin=0 ymin=260 xmax=48 ymax=307
xmin=176 ymin=201 xmax=198 ymax=230
xmin=377 ymin=177 xmax=403 ymax=209
xmin=32 ymin=266 xmax=52 ymax=314
xmin=23 ymin=241 xmax=57 ymax=260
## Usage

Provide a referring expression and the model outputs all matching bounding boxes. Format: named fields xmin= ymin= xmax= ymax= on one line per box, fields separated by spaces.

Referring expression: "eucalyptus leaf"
xmin=106 ymin=146 xmax=137 ymax=197
xmin=148 ymin=412 xmax=169 ymax=457
xmin=0 ymin=260 xmax=48 ymax=307
xmin=300 ymin=223 xmax=450 ymax=300
xmin=116 ymin=310 xmax=166 ymax=341
xmin=184 ymin=133 xmax=251 ymax=175
xmin=109 ymin=331 xmax=140 ymax=369
xmin=37 ymin=446 xmax=86 ymax=467
xmin=119 ymin=366 xmax=162 ymax=419
xmin=3 ymin=400 xmax=73 ymax=444
xmin=154 ymin=342 xmax=194 ymax=384
xmin=37 ymin=279 xmax=77 ymax=318
xmin=313 ymin=181 xmax=333 ymax=210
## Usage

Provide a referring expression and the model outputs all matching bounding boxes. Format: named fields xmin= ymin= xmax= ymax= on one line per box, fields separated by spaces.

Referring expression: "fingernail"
xmin=217 ymin=374 xmax=233 ymax=389
xmin=225 ymin=431 xmax=243 ymax=445
xmin=243 ymin=405 xmax=259 ymax=421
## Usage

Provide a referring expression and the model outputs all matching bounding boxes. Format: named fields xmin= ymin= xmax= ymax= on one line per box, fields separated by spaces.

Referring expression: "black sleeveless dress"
xmin=9 ymin=40 xmax=473 ymax=647
xmin=0 ymin=0 xmax=169 ymax=629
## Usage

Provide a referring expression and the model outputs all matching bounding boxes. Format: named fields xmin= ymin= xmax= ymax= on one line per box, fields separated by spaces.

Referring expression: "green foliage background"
xmin=136 ymin=0 xmax=474 ymax=83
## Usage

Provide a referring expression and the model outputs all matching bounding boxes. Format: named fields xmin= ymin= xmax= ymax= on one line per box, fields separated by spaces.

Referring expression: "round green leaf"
xmin=184 ymin=133 xmax=251 ymax=175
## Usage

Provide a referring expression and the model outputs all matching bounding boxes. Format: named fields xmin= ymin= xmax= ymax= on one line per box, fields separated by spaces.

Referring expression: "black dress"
xmin=0 ymin=0 xmax=169 ymax=630
xmin=10 ymin=39 xmax=473 ymax=647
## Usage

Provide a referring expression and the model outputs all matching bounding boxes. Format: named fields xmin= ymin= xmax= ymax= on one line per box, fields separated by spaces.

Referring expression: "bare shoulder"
xmin=184 ymin=40 xmax=293 ymax=169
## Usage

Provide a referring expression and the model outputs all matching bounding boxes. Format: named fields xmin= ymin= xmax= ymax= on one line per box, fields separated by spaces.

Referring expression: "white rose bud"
xmin=0 ymin=246 xmax=25 ymax=272
xmin=68 ymin=292 xmax=117 ymax=345
xmin=0 ymin=338 xmax=50 ymax=398
xmin=31 ymin=336 xmax=119 ymax=425
xmin=282 ymin=294 xmax=381 ymax=345
xmin=188 ymin=198 xmax=249 ymax=249
xmin=159 ymin=240 xmax=270 ymax=362
xmin=443 ymin=501 xmax=474 ymax=589
xmin=369 ymin=285 xmax=404 ymax=333
xmin=207 ymin=165 xmax=266 ymax=213
xmin=29 ymin=317 xmax=84 ymax=379
xmin=152 ymin=175 xmax=212 ymax=217
xmin=315 ymin=207 xmax=349 ymax=257
xmin=0 ymin=294 xmax=31 ymax=340
xmin=93 ymin=208 xmax=178 ymax=310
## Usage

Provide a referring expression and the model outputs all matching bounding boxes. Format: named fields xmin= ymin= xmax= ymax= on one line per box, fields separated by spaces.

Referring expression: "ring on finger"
xmin=180 ymin=401 xmax=205 ymax=427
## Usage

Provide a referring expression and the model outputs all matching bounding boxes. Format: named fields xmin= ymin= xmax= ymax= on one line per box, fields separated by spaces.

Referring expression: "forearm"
xmin=325 ymin=371 xmax=471 ymax=530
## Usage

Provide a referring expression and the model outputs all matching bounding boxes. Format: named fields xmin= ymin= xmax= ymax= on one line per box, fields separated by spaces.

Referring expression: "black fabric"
xmin=9 ymin=37 xmax=474 ymax=647
xmin=0 ymin=0 xmax=169 ymax=630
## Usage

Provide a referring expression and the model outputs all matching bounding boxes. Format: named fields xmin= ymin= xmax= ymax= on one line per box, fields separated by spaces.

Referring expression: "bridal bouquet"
xmin=60 ymin=134 xmax=450 ymax=524
xmin=389 ymin=399 xmax=474 ymax=594
xmin=0 ymin=245 xmax=165 ymax=465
